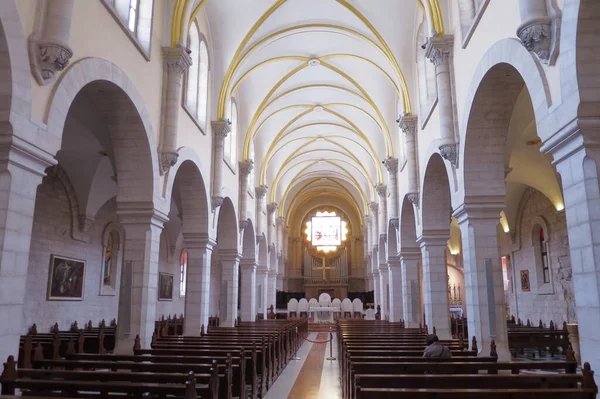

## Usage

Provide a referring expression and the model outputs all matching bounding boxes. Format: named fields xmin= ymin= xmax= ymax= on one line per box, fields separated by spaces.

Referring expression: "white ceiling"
xmin=203 ymin=0 xmax=419 ymax=216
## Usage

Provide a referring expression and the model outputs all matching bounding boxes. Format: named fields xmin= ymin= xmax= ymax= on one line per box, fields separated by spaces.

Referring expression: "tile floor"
xmin=264 ymin=332 xmax=342 ymax=399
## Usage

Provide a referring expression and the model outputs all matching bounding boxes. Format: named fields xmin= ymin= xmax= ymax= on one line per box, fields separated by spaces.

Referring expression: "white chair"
xmin=298 ymin=298 xmax=309 ymax=317
xmin=287 ymin=298 xmax=298 ymax=318
xmin=342 ymin=298 xmax=353 ymax=318
xmin=365 ymin=308 xmax=376 ymax=320
xmin=352 ymin=298 xmax=363 ymax=318
xmin=318 ymin=292 xmax=332 ymax=307
xmin=309 ymin=298 xmax=319 ymax=308
xmin=332 ymin=298 xmax=342 ymax=320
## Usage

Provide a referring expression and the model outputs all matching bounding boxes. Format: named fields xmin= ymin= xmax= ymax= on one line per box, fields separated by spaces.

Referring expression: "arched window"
xmin=184 ymin=23 xmax=209 ymax=132
xmin=179 ymin=250 xmax=188 ymax=297
xmin=539 ymin=229 xmax=550 ymax=284
xmin=531 ymin=221 xmax=553 ymax=293
xmin=224 ymin=98 xmax=238 ymax=167
xmin=103 ymin=0 xmax=154 ymax=57
xmin=100 ymin=224 xmax=124 ymax=296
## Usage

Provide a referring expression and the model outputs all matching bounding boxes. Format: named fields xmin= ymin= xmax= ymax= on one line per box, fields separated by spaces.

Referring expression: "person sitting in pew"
xmin=423 ymin=334 xmax=452 ymax=358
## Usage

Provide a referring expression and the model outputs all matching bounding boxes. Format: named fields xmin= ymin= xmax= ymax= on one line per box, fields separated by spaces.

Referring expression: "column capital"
xmin=239 ymin=159 xmax=254 ymax=176
xmin=0 ymin=135 xmax=57 ymax=177
xmin=369 ymin=202 xmax=379 ymax=214
xmin=219 ymin=249 xmax=242 ymax=262
xmin=398 ymin=114 xmax=418 ymax=136
xmin=267 ymin=202 xmax=278 ymax=214
xmin=162 ymin=46 xmax=193 ymax=75
xmin=239 ymin=260 xmax=258 ymax=270
xmin=407 ymin=193 xmax=419 ymax=207
xmin=116 ymin=202 xmax=169 ymax=227
xmin=255 ymin=185 xmax=268 ymax=199
xmin=425 ymin=35 xmax=454 ymax=67
xmin=211 ymin=119 xmax=231 ymax=140
xmin=383 ymin=156 xmax=398 ymax=174
xmin=276 ymin=216 xmax=285 ymax=226
xmin=517 ymin=17 xmax=553 ymax=63
xmin=417 ymin=230 xmax=450 ymax=247
xmin=399 ymin=248 xmax=421 ymax=261
xmin=375 ymin=184 xmax=387 ymax=198
xmin=182 ymin=233 xmax=216 ymax=250
xmin=453 ymin=197 xmax=505 ymax=224
xmin=540 ymin=118 xmax=600 ymax=165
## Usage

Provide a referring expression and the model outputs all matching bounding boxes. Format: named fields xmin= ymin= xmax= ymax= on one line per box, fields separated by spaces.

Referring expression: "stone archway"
xmin=399 ymin=196 xmax=422 ymax=327
xmin=214 ymin=197 xmax=239 ymax=327
xmin=419 ymin=153 xmax=452 ymax=338
xmin=240 ymin=220 xmax=258 ymax=321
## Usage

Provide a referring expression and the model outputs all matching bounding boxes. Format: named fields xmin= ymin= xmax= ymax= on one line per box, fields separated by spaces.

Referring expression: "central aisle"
xmin=264 ymin=332 xmax=342 ymax=399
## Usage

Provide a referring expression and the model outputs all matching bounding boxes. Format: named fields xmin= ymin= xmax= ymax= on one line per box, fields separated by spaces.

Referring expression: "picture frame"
xmin=158 ymin=272 xmax=174 ymax=301
xmin=47 ymin=255 xmax=86 ymax=301
xmin=520 ymin=269 xmax=531 ymax=292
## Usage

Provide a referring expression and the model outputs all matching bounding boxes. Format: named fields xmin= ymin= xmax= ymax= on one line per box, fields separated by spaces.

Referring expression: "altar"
xmin=308 ymin=306 xmax=340 ymax=323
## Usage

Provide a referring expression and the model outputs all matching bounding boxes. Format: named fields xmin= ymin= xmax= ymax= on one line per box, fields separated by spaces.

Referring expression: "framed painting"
xmin=158 ymin=272 xmax=174 ymax=301
xmin=520 ymin=269 xmax=530 ymax=292
xmin=47 ymin=255 xmax=86 ymax=301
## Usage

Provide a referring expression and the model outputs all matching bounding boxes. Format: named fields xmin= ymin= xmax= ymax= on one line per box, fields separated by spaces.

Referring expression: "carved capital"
xmin=389 ymin=218 xmax=399 ymax=228
xmin=369 ymin=202 xmax=379 ymax=214
xmin=267 ymin=202 xmax=278 ymax=214
xmin=162 ymin=46 xmax=193 ymax=75
xmin=29 ymin=39 xmax=73 ymax=85
xmin=256 ymin=234 xmax=265 ymax=245
xmin=375 ymin=184 xmax=387 ymax=198
xmin=517 ymin=18 xmax=552 ymax=62
xmin=383 ymin=156 xmax=398 ymax=174
xmin=276 ymin=216 xmax=285 ymax=226
xmin=160 ymin=151 xmax=179 ymax=174
xmin=407 ymin=192 xmax=420 ymax=207
xmin=211 ymin=196 xmax=224 ymax=211
xmin=426 ymin=36 xmax=454 ymax=67
xmin=239 ymin=219 xmax=249 ymax=231
xmin=239 ymin=159 xmax=254 ymax=176
xmin=255 ymin=185 xmax=268 ymax=199
xmin=211 ymin=120 xmax=231 ymax=141
xmin=439 ymin=143 xmax=459 ymax=168
xmin=398 ymin=115 xmax=418 ymax=136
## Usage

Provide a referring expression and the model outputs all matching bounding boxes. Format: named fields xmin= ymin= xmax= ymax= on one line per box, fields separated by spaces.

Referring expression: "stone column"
xmin=388 ymin=255 xmax=404 ymax=322
xmin=375 ymin=184 xmax=387 ymax=237
xmin=159 ymin=47 xmax=192 ymax=174
xmin=267 ymin=269 xmax=277 ymax=311
xmin=455 ymin=205 xmax=510 ymax=359
xmin=0 ymin=142 xmax=54 ymax=365
xmin=267 ymin=203 xmax=278 ymax=250
xmin=399 ymin=115 xmax=420 ymax=205
xmin=239 ymin=261 xmax=257 ymax=322
xmin=29 ymin=0 xmax=75 ymax=85
xmin=116 ymin=208 xmax=168 ymax=351
xmin=369 ymin=202 xmax=379 ymax=250
xmin=417 ymin=234 xmax=451 ymax=339
xmin=238 ymin=160 xmax=254 ymax=229
xmin=211 ymin=121 xmax=231 ymax=209
xmin=517 ymin=0 xmax=554 ymax=63
xmin=400 ymin=250 xmax=422 ymax=328
xmin=255 ymin=185 xmax=267 ymax=239
xmin=379 ymin=263 xmax=389 ymax=317
xmin=543 ymin=124 xmax=600 ymax=381
xmin=276 ymin=216 xmax=284 ymax=256
xmin=373 ymin=269 xmax=381 ymax=309
xmin=219 ymin=250 xmax=241 ymax=327
xmin=183 ymin=236 xmax=215 ymax=334
xmin=276 ymin=273 xmax=284 ymax=291
xmin=366 ymin=272 xmax=373 ymax=292
xmin=384 ymin=157 xmax=399 ymax=226
xmin=426 ymin=36 xmax=457 ymax=167
xmin=257 ymin=268 xmax=268 ymax=317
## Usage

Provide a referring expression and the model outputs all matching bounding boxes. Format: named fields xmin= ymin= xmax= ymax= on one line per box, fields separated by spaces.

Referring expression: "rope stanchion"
xmin=326 ymin=326 xmax=336 ymax=361
xmin=297 ymin=333 xmax=332 ymax=344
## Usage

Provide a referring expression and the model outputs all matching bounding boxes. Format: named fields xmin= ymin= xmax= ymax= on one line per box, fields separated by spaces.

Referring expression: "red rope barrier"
xmin=297 ymin=333 xmax=332 ymax=344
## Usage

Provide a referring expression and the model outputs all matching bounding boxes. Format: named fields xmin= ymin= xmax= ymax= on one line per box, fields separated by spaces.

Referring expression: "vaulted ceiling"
xmin=171 ymin=0 xmax=443 ymax=221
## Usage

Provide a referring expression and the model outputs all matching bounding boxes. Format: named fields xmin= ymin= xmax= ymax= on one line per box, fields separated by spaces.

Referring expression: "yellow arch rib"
xmin=171 ymin=0 xmax=186 ymax=47
xmin=264 ymin=84 xmax=367 ymax=110
xmin=285 ymin=188 xmax=365 ymax=222
xmin=230 ymin=56 xmax=310 ymax=94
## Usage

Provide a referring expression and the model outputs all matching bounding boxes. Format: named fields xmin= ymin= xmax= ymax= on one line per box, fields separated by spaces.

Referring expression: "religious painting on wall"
xmin=102 ymin=232 xmax=115 ymax=286
xmin=47 ymin=255 xmax=86 ymax=301
xmin=158 ymin=272 xmax=174 ymax=300
xmin=520 ymin=269 xmax=530 ymax=292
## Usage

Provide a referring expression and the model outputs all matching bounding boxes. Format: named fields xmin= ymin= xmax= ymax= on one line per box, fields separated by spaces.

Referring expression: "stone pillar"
xmin=257 ymin=268 xmax=268 ymax=317
xmin=211 ymin=121 xmax=231 ymax=209
xmin=29 ymin=0 xmax=75 ymax=85
xmin=373 ymin=269 xmax=381 ymax=309
xmin=379 ymin=263 xmax=389 ymax=317
xmin=238 ymin=160 xmax=254 ymax=229
xmin=367 ymin=272 xmax=373 ymax=292
xmin=417 ymin=234 xmax=451 ymax=339
xmin=401 ymin=250 xmax=422 ymax=327
xmin=0 ymin=142 xmax=54 ymax=365
xmin=517 ymin=0 xmax=554 ymax=62
xmin=426 ymin=36 xmax=457 ymax=167
xmin=399 ymin=115 xmax=419 ymax=205
xmin=543 ymin=124 xmax=600 ymax=381
xmin=116 ymin=208 xmax=167 ymax=351
xmin=384 ymin=157 xmax=399 ymax=226
xmin=276 ymin=273 xmax=284 ymax=291
xmin=455 ymin=205 xmax=510 ymax=359
xmin=159 ymin=47 xmax=192 ymax=174
xmin=375 ymin=184 xmax=387 ymax=237
xmin=219 ymin=250 xmax=241 ymax=327
xmin=388 ymin=255 xmax=404 ymax=322
xmin=369 ymin=202 xmax=379 ymax=249
xmin=276 ymin=216 xmax=284 ymax=256
xmin=267 ymin=203 xmax=278 ymax=249
xmin=267 ymin=270 xmax=277 ymax=311
xmin=255 ymin=185 xmax=267 ymax=239
xmin=183 ymin=236 xmax=215 ymax=334
xmin=239 ymin=261 xmax=257 ymax=322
